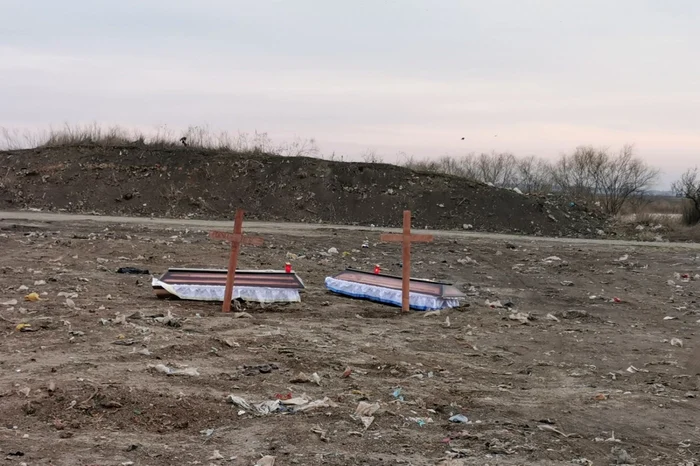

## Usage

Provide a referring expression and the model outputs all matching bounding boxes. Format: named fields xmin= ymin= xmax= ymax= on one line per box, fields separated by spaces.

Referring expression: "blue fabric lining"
xmin=326 ymin=283 xmax=435 ymax=311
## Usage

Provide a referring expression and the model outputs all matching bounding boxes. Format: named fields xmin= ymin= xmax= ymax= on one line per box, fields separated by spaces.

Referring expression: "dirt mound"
xmin=0 ymin=145 xmax=606 ymax=236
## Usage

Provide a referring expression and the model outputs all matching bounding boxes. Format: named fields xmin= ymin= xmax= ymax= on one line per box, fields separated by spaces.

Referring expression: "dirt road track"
xmin=2 ymin=210 xmax=699 ymax=249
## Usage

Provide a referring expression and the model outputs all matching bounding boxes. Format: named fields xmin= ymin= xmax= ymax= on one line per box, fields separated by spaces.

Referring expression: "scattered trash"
xmin=423 ymin=310 xmax=441 ymax=317
xmin=594 ymin=393 xmax=609 ymax=401
xmin=545 ymin=313 xmax=560 ymax=322
xmin=24 ymin=292 xmax=41 ymax=302
xmin=254 ymin=456 xmax=276 ymax=466
xmin=612 ymin=297 xmax=622 ymax=303
xmin=611 ymin=446 xmax=635 ymax=465
xmin=537 ymin=424 xmax=578 ymax=438
xmin=34 ymin=280 xmax=46 ymax=286
xmin=444 ymin=316 xmax=451 ymax=327
xmin=508 ymin=312 xmax=531 ymax=324
xmin=154 ymin=310 xmax=181 ymax=327
xmin=542 ymin=256 xmax=562 ymax=262
xmin=65 ymin=298 xmax=76 ymax=309
xmin=671 ymin=338 xmax=684 ymax=348
xmin=617 ymin=254 xmax=629 ymax=262
xmin=409 ymin=417 xmax=428 ymax=427
xmin=117 ymin=267 xmax=150 ymax=274
xmin=1 ymin=299 xmax=18 ymax=306
xmin=311 ymin=425 xmax=329 ymax=441
xmin=392 ymin=388 xmax=404 ymax=402
xmin=228 ymin=394 xmax=335 ymax=415
xmin=361 ymin=239 xmax=370 ymax=248
xmin=457 ymin=257 xmax=478 ymax=265
xmin=560 ymin=281 xmax=574 ymax=286
xmin=663 ymin=316 xmax=677 ymax=321
xmin=449 ymin=414 xmax=469 ymax=424
xmin=290 ymin=371 xmax=321 ymax=386
xmin=327 ymin=247 xmax=339 ymax=255
xmin=208 ymin=450 xmax=225 ymax=461
xmin=342 ymin=367 xmax=352 ymax=378
xmin=462 ymin=224 xmax=473 ymax=230
xmin=150 ymin=364 xmax=200 ymax=376
xmin=232 ymin=312 xmax=253 ymax=319
xmin=485 ymin=299 xmax=503 ymax=309
xmin=15 ymin=323 xmax=33 ymax=332
xmin=354 ymin=401 xmax=380 ymax=417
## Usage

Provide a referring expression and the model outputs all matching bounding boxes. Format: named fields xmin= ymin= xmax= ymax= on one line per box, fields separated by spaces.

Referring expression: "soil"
xmin=1 ymin=217 xmax=699 ymax=465
xmin=0 ymin=145 xmax=607 ymax=237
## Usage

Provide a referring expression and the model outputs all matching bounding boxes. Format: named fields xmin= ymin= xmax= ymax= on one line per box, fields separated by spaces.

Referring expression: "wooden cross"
xmin=208 ymin=209 xmax=263 ymax=312
xmin=380 ymin=210 xmax=433 ymax=312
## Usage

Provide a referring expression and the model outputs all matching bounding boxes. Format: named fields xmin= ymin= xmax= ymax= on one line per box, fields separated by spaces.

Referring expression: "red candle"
xmin=374 ymin=265 xmax=381 ymax=274
xmin=285 ymin=262 xmax=292 ymax=273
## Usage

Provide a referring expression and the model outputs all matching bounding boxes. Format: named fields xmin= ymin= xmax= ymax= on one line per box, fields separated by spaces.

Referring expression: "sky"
xmin=1 ymin=0 xmax=699 ymax=187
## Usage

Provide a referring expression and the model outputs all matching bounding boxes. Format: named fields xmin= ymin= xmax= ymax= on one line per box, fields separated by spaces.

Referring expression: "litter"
xmin=152 ymin=268 xmax=305 ymax=303
xmin=290 ymin=372 xmax=321 ymax=386
xmin=545 ymin=313 xmax=560 ymax=322
xmin=208 ymin=450 xmax=224 ymax=460
xmin=542 ymin=256 xmax=562 ymax=262
xmin=354 ymin=401 xmax=380 ymax=417
xmin=1 ymin=299 xmax=18 ymax=306
xmin=254 ymin=456 xmax=276 ymax=466
xmin=325 ymin=268 xmax=464 ymax=311
xmin=150 ymin=364 xmax=200 ymax=376
xmin=671 ymin=338 xmax=684 ymax=348
xmin=391 ymin=388 xmax=404 ymax=401
xmin=24 ymin=293 xmax=41 ymax=302
xmin=117 ymin=267 xmax=150 ymax=274
xmin=508 ymin=312 xmax=531 ymax=324
xmin=485 ymin=299 xmax=503 ymax=309
xmin=449 ymin=414 xmax=469 ymax=424
xmin=328 ymin=247 xmax=339 ymax=255
xmin=663 ymin=316 xmax=677 ymax=321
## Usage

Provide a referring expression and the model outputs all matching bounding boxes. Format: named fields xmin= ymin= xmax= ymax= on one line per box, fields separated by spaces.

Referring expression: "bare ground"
xmin=1 ymin=218 xmax=699 ymax=466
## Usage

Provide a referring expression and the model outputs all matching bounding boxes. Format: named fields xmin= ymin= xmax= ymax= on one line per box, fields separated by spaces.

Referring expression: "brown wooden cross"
xmin=208 ymin=209 xmax=263 ymax=312
xmin=380 ymin=210 xmax=433 ymax=312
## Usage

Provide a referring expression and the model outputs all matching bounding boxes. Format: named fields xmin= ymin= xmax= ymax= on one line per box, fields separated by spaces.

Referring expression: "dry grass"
xmin=0 ymin=124 xmax=320 ymax=158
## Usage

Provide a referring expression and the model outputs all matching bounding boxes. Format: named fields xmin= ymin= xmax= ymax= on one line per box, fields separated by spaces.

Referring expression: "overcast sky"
xmin=2 ymin=0 xmax=699 ymax=187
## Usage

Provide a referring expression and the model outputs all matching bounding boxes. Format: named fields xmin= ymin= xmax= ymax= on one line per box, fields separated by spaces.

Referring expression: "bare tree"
xmin=476 ymin=152 xmax=518 ymax=187
xmin=597 ymin=144 xmax=659 ymax=215
xmin=516 ymin=155 xmax=553 ymax=194
xmin=551 ymin=145 xmax=606 ymax=199
xmin=672 ymin=167 xmax=700 ymax=225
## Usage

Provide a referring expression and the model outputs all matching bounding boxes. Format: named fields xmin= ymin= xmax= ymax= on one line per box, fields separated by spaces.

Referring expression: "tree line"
xmin=402 ymin=145 xmax=700 ymax=224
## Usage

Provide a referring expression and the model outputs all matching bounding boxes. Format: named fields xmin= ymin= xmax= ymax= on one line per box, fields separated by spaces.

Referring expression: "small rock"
xmin=670 ymin=338 xmax=683 ymax=348
xmin=327 ymin=247 xmax=339 ymax=255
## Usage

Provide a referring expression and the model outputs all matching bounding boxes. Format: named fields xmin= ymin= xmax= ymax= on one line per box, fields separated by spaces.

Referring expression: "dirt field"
xmin=1 ymin=218 xmax=699 ymax=465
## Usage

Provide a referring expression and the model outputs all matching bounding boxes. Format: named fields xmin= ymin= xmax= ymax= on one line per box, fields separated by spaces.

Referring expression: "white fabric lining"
xmin=152 ymin=278 xmax=301 ymax=303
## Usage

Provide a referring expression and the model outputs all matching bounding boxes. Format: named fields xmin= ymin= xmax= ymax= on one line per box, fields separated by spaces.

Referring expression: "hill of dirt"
xmin=0 ymin=145 xmax=607 ymax=236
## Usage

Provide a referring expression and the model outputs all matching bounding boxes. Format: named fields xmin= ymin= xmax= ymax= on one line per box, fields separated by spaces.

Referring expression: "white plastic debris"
xmin=254 ymin=456 xmax=276 ymax=466
xmin=150 ymin=364 xmax=199 ymax=376
xmin=354 ymin=401 xmax=380 ymax=417
xmin=543 ymin=256 xmax=562 ymax=262
xmin=617 ymin=254 xmax=629 ymax=262
xmin=663 ymin=316 xmax=677 ymax=321
xmin=327 ymin=247 xmax=339 ymax=255
xmin=209 ymin=450 xmax=225 ymax=460
xmin=670 ymin=338 xmax=684 ymax=348
xmin=485 ymin=299 xmax=503 ymax=309
xmin=508 ymin=312 xmax=530 ymax=324
xmin=546 ymin=313 xmax=560 ymax=322
xmin=1 ymin=299 xmax=18 ymax=306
